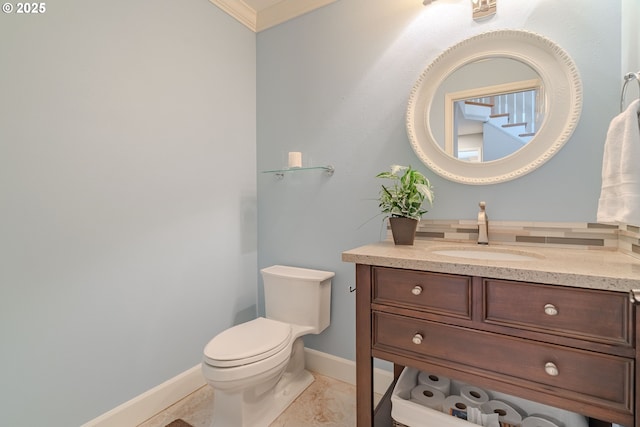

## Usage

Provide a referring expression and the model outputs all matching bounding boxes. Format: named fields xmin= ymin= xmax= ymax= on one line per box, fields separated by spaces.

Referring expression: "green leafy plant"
xmin=376 ymin=165 xmax=434 ymax=220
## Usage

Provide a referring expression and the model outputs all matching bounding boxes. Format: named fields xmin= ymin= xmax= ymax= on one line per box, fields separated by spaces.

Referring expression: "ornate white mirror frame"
xmin=406 ymin=29 xmax=582 ymax=185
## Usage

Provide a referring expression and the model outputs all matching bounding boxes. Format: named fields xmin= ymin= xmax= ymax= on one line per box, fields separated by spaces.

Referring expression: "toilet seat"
xmin=203 ymin=317 xmax=292 ymax=368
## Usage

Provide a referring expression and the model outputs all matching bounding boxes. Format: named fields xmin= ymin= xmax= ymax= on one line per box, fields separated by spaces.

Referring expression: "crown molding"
xmin=209 ymin=0 xmax=257 ymax=31
xmin=255 ymin=0 xmax=338 ymax=32
xmin=209 ymin=0 xmax=338 ymax=32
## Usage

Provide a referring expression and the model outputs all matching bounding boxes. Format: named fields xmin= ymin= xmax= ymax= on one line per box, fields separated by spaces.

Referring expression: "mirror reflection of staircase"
xmin=454 ymin=89 xmax=539 ymax=162
xmin=460 ymin=99 xmax=536 ymax=142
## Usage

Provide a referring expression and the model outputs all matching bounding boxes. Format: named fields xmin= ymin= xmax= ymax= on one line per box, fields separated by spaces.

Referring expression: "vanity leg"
xmin=635 ymin=301 xmax=640 ymax=427
xmin=393 ymin=363 xmax=404 ymax=379
xmin=355 ymin=264 xmax=374 ymax=427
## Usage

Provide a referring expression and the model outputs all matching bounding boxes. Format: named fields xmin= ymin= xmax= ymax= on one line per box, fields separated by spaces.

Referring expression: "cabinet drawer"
xmin=373 ymin=311 xmax=633 ymax=412
xmin=373 ymin=267 xmax=471 ymax=319
xmin=483 ymin=280 xmax=631 ymax=347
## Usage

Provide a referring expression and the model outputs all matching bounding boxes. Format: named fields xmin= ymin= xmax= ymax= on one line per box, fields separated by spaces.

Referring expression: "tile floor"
xmin=137 ymin=372 xmax=360 ymax=427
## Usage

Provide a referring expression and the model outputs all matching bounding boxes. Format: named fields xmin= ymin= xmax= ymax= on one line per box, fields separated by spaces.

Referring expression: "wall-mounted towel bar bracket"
xmin=620 ymin=71 xmax=640 ymax=112
xmin=262 ymin=165 xmax=335 ymax=179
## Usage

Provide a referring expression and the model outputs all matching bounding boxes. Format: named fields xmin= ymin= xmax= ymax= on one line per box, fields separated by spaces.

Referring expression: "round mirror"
xmin=406 ymin=29 xmax=582 ymax=185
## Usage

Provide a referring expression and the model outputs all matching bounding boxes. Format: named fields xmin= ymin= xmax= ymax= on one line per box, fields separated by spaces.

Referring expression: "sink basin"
xmin=430 ymin=247 xmax=542 ymax=261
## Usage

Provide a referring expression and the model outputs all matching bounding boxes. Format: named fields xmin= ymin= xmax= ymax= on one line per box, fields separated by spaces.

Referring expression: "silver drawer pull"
xmin=412 ymin=333 xmax=423 ymax=345
xmin=411 ymin=286 xmax=423 ymax=296
xmin=544 ymin=362 xmax=559 ymax=376
xmin=544 ymin=303 xmax=558 ymax=316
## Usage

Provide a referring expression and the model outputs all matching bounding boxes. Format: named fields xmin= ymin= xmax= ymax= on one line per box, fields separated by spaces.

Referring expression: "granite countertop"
xmin=342 ymin=240 xmax=640 ymax=292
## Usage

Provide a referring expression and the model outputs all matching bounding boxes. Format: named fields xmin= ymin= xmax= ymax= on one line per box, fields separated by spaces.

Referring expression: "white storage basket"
xmin=391 ymin=367 xmax=589 ymax=427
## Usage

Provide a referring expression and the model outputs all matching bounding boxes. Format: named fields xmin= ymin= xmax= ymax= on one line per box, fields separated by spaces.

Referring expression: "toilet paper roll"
xmin=460 ymin=384 xmax=490 ymax=407
xmin=481 ymin=400 xmax=523 ymax=426
xmin=417 ymin=371 xmax=451 ymax=395
xmin=409 ymin=385 xmax=445 ymax=411
xmin=522 ymin=414 xmax=565 ymax=427
xmin=443 ymin=395 xmax=470 ymax=420
xmin=467 ymin=407 xmax=500 ymax=426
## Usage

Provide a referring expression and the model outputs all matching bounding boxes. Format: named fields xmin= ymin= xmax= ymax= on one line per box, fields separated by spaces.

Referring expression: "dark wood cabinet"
xmin=354 ymin=264 xmax=638 ymax=427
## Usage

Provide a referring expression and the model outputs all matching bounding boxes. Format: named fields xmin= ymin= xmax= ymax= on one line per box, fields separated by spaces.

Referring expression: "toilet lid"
xmin=203 ymin=317 xmax=292 ymax=367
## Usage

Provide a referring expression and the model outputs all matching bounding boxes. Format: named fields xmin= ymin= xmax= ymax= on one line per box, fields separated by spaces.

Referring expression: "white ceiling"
xmin=209 ymin=0 xmax=339 ymax=32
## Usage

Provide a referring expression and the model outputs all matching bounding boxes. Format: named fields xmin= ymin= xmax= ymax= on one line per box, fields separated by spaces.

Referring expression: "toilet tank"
xmin=261 ymin=265 xmax=334 ymax=334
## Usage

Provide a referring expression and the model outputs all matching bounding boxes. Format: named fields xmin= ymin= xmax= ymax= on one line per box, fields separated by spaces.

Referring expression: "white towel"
xmin=597 ymin=99 xmax=640 ymax=226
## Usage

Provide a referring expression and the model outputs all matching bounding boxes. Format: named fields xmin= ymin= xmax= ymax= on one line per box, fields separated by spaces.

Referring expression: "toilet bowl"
xmin=201 ymin=265 xmax=334 ymax=427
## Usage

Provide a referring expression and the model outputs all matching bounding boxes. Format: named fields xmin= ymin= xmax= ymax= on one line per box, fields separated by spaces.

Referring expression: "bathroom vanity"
xmin=342 ymin=241 xmax=640 ymax=427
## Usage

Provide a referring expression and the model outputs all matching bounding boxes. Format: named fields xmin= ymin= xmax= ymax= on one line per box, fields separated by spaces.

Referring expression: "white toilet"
xmin=201 ymin=265 xmax=335 ymax=427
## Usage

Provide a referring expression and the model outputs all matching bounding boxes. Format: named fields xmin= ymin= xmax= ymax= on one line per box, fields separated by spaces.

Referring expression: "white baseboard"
xmin=304 ymin=348 xmax=394 ymax=396
xmin=80 ymin=365 xmax=206 ymax=427
xmin=81 ymin=349 xmax=392 ymax=427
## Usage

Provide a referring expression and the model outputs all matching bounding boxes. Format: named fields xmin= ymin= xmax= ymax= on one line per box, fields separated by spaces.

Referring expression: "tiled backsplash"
xmin=618 ymin=224 xmax=640 ymax=258
xmin=387 ymin=220 xmax=640 ymax=259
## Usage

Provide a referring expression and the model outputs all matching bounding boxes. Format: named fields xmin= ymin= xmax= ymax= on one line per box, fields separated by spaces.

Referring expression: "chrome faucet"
xmin=477 ymin=201 xmax=489 ymax=245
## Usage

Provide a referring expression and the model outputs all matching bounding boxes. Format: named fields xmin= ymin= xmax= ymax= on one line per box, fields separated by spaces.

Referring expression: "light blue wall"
xmin=623 ymin=0 xmax=640 ymax=89
xmin=0 ymin=1 xmax=256 ymax=425
xmin=257 ymin=0 xmax=622 ymax=362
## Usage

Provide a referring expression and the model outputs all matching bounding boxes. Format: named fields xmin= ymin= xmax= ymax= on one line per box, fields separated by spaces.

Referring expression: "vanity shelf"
xmin=343 ymin=241 xmax=640 ymax=427
xmin=261 ymin=165 xmax=334 ymax=178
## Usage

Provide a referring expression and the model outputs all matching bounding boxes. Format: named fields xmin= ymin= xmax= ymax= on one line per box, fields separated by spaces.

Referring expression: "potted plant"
xmin=376 ymin=164 xmax=434 ymax=245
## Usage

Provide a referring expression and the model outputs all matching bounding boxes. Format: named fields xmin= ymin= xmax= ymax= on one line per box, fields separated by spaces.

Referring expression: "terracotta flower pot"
xmin=389 ymin=217 xmax=418 ymax=245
